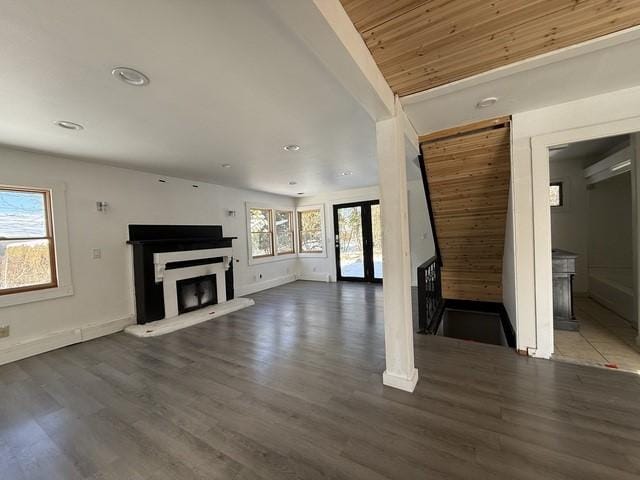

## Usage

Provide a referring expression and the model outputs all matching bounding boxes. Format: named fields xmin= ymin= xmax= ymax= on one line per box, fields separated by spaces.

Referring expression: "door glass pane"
xmin=371 ymin=204 xmax=383 ymax=279
xmin=337 ymin=206 xmax=364 ymax=278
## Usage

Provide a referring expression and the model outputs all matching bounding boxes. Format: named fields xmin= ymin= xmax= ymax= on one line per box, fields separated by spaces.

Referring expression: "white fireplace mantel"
xmin=153 ymin=247 xmax=233 ymax=282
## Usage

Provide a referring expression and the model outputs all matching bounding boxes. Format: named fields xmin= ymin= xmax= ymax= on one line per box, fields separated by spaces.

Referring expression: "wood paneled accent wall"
xmin=420 ymin=117 xmax=511 ymax=303
xmin=340 ymin=0 xmax=640 ymax=96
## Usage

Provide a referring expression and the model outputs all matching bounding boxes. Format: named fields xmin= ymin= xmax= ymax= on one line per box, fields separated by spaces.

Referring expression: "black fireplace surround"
xmin=127 ymin=225 xmax=236 ymax=324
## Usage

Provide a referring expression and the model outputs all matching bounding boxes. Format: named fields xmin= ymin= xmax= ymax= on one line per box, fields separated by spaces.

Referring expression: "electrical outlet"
xmin=0 ymin=325 xmax=10 ymax=338
xmin=92 ymin=248 xmax=102 ymax=259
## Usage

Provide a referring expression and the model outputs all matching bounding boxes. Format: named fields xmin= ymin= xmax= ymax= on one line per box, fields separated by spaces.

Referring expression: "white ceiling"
xmin=4 ymin=2 xmax=640 ymax=198
xmin=403 ymin=30 xmax=640 ymax=135
xmin=550 ymin=135 xmax=629 ymax=165
xmin=0 ymin=0 xmax=378 ymax=197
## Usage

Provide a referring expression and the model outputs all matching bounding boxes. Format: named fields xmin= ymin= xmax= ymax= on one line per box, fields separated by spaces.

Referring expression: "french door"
xmin=333 ymin=200 xmax=382 ymax=282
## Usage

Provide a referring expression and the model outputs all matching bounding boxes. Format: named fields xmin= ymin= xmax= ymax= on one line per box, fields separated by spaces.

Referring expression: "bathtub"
xmin=588 ymin=267 xmax=634 ymax=322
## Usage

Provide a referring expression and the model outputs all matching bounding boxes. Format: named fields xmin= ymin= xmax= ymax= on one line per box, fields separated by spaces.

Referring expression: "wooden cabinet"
xmin=552 ymin=249 xmax=579 ymax=331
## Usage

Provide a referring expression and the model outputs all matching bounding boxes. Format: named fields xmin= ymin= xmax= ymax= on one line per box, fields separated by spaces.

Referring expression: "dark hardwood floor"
xmin=1 ymin=281 xmax=640 ymax=479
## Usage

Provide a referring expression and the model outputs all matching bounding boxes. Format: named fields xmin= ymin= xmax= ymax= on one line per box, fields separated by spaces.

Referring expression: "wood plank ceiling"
xmin=421 ymin=117 xmax=511 ymax=303
xmin=340 ymin=0 xmax=640 ymax=96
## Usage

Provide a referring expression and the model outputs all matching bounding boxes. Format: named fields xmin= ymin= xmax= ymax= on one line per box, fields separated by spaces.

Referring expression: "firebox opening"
xmin=177 ymin=274 xmax=218 ymax=314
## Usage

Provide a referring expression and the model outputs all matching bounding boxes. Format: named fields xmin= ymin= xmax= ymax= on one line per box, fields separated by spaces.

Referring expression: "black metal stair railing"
xmin=416 ymin=152 xmax=445 ymax=334
xmin=417 ymin=256 xmax=444 ymax=334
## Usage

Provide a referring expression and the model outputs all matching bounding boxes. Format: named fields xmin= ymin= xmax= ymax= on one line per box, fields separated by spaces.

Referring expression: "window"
xmin=550 ymin=182 xmax=563 ymax=207
xmin=0 ymin=186 xmax=57 ymax=295
xmin=246 ymin=203 xmax=324 ymax=263
xmin=275 ymin=210 xmax=294 ymax=254
xmin=298 ymin=208 xmax=324 ymax=254
xmin=249 ymin=207 xmax=273 ymax=258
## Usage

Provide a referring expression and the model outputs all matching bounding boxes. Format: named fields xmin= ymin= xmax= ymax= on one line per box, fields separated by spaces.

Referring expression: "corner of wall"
xmin=502 ymin=164 xmax=518 ymax=336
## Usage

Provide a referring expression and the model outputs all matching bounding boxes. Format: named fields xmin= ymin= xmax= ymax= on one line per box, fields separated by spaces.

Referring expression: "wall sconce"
xmin=96 ymin=201 xmax=109 ymax=212
xmin=227 ymin=210 xmax=237 ymax=217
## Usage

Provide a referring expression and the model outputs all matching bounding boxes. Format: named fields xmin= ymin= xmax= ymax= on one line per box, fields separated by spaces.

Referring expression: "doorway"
xmin=546 ymin=134 xmax=640 ymax=372
xmin=333 ymin=200 xmax=382 ymax=282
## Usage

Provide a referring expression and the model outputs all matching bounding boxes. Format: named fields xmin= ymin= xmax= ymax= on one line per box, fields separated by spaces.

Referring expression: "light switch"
xmin=92 ymin=248 xmax=102 ymax=259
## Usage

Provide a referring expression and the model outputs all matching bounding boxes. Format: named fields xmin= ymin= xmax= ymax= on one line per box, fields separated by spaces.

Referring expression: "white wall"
xmin=549 ymin=157 xmax=590 ymax=293
xmin=588 ymin=172 xmax=633 ymax=274
xmin=0 ymin=146 xmax=297 ymax=363
xmin=511 ymin=84 xmax=640 ymax=355
xmin=407 ymin=180 xmax=435 ymax=285
xmin=295 ymin=181 xmax=434 ymax=286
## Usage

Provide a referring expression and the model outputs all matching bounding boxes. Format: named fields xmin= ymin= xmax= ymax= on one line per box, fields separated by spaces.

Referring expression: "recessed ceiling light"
xmin=112 ymin=67 xmax=150 ymax=86
xmin=54 ymin=120 xmax=84 ymax=130
xmin=221 ymin=163 xmax=231 ymax=168
xmin=289 ymin=181 xmax=297 ymax=185
xmin=476 ymin=97 xmax=498 ymax=109
xmin=339 ymin=171 xmax=352 ymax=176
xmin=283 ymin=144 xmax=300 ymax=152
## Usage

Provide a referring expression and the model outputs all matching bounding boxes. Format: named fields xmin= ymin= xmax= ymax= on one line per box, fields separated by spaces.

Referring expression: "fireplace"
xmin=125 ymin=224 xmax=254 ymax=337
xmin=177 ymin=274 xmax=218 ymax=314
xmin=127 ymin=224 xmax=237 ymax=324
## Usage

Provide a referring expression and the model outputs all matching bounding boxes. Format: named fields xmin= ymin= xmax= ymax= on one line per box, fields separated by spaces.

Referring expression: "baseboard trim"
xmin=82 ymin=316 xmax=135 ymax=342
xmin=0 ymin=315 xmax=134 ymax=366
xmin=588 ymin=292 xmax=633 ymax=322
xmin=297 ymin=273 xmax=331 ymax=282
xmin=235 ymin=274 xmax=296 ymax=296
xmin=383 ymin=368 xmax=419 ymax=392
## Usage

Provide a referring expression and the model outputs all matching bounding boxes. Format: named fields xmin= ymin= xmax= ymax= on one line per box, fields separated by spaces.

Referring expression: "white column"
xmin=377 ymin=98 xmax=419 ymax=392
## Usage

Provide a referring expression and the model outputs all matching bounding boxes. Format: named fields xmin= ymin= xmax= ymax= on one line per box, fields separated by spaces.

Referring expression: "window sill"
xmin=248 ymin=253 xmax=298 ymax=266
xmin=0 ymin=284 xmax=74 ymax=308
xmin=298 ymin=252 xmax=327 ymax=259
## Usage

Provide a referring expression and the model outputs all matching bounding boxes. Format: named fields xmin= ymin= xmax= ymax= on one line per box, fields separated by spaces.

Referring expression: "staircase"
xmin=419 ymin=117 xmax=511 ymax=304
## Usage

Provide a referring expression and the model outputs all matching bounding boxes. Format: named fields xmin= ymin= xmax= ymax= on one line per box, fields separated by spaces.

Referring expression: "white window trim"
xmin=296 ymin=204 xmax=327 ymax=258
xmin=246 ymin=203 xmax=297 ymax=265
xmin=0 ymin=181 xmax=74 ymax=308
